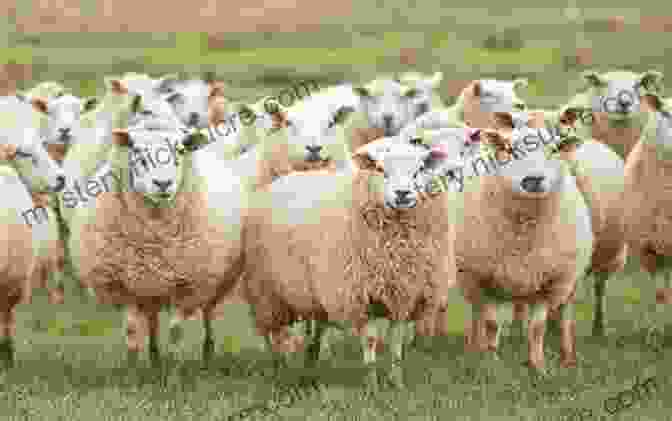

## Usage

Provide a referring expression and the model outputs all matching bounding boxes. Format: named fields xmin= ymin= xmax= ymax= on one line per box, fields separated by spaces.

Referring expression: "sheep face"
xmin=284 ymin=104 xmax=356 ymax=169
xmin=0 ymin=96 xmax=67 ymax=193
xmin=582 ymin=70 xmax=664 ymax=123
xmin=473 ymin=79 xmax=527 ymax=114
xmin=31 ymin=94 xmax=98 ymax=145
xmin=353 ymin=79 xmax=422 ymax=136
xmin=396 ymin=71 xmax=443 ymax=118
xmin=353 ymin=139 xmax=463 ymax=209
xmin=164 ymin=79 xmax=212 ymax=129
xmin=482 ymin=128 xmax=565 ymax=197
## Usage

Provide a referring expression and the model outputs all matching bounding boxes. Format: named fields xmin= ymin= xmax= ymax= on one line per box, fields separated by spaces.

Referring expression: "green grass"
xmin=2 ymin=268 xmax=671 ymax=420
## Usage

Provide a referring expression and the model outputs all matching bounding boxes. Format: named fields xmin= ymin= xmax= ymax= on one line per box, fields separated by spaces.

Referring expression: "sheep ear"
xmin=430 ymin=71 xmax=443 ymax=87
xmin=403 ymin=87 xmax=421 ymax=98
xmin=82 ymin=97 xmax=99 ymax=113
xmin=155 ymin=74 xmax=180 ymax=93
xmin=30 ymin=97 xmax=49 ymax=114
xmin=638 ymin=70 xmax=664 ymax=93
xmin=481 ymin=129 xmax=504 ymax=146
xmin=112 ymin=129 xmax=132 ymax=147
xmin=352 ymin=138 xmax=389 ymax=171
xmin=582 ymin=71 xmax=606 ymax=87
xmin=105 ymin=78 xmax=127 ymax=94
xmin=333 ymin=105 xmax=356 ymax=125
xmin=0 ymin=144 xmax=18 ymax=161
xmin=209 ymin=83 xmax=226 ymax=99
xmin=472 ymin=80 xmax=482 ymax=97
xmin=164 ymin=91 xmax=183 ymax=104
xmin=353 ymin=86 xmax=370 ymax=98
xmin=513 ymin=78 xmax=528 ymax=91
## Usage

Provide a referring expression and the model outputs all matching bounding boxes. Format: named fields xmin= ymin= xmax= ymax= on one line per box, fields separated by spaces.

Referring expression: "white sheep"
xmin=70 ymin=113 xmax=243 ymax=365
xmin=241 ymin=138 xmax=463 ymax=387
xmin=0 ymin=96 xmax=68 ymax=366
xmin=399 ymin=78 xmax=529 ymax=141
xmin=454 ymin=126 xmax=594 ymax=372
xmin=395 ymin=71 xmax=445 ymax=116
xmin=160 ymin=76 xmax=228 ymax=129
xmin=623 ymin=109 xmax=672 ymax=336
xmin=560 ymin=70 xmax=664 ymax=160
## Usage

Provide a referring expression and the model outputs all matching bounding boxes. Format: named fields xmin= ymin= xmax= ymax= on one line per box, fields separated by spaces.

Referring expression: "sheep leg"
xmin=654 ymin=255 xmax=672 ymax=305
xmin=147 ymin=310 xmax=160 ymax=367
xmin=481 ymin=303 xmax=501 ymax=356
xmin=304 ymin=320 xmax=325 ymax=367
xmin=556 ymin=301 xmax=577 ymax=367
xmin=510 ymin=303 xmax=528 ymax=344
xmin=385 ymin=319 xmax=406 ymax=389
xmin=202 ymin=305 xmax=215 ymax=362
xmin=126 ymin=304 xmax=148 ymax=366
xmin=0 ymin=308 xmax=16 ymax=367
xmin=526 ymin=303 xmax=549 ymax=373
xmin=356 ymin=321 xmax=382 ymax=390
xmin=168 ymin=308 xmax=189 ymax=345
xmin=591 ymin=271 xmax=610 ymax=337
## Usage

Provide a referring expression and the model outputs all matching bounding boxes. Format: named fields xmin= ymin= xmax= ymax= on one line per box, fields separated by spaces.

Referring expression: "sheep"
xmin=399 ymin=78 xmax=529 ymax=141
xmin=25 ymin=93 xmax=99 ymax=164
xmin=395 ymin=71 xmax=445 ymax=116
xmin=0 ymin=97 xmax=68 ymax=366
xmin=346 ymin=77 xmax=431 ymax=152
xmin=449 ymin=124 xmax=594 ymax=372
xmin=69 ymin=114 xmax=244 ymax=365
xmin=560 ymin=70 xmax=664 ymax=160
xmin=241 ymin=138 xmax=463 ymax=386
xmin=160 ymin=76 xmax=229 ymax=129
xmin=623 ymin=108 xmax=672 ymax=336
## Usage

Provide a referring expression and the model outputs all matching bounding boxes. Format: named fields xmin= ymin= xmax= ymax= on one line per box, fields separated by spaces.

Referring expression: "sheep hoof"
xmin=0 ymin=338 xmax=14 ymax=367
xmin=384 ymin=362 xmax=405 ymax=389
xmin=524 ymin=361 xmax=549 ymax=379
xmin=560 ymin=357 xmax=577 ymax=368
xmin=169 ymin=324 xmax=185 ymax=345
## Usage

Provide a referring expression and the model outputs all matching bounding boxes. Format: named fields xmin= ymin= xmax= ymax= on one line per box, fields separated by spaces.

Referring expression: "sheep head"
xmin=395 ymin=71 xmax=444 ymax=118
xmin=581 ymin=70 xmax=664 ymax=123
xmin=353 ymin=77 xmax=424 ymax=136
xmin=352 ymin=136 xmax=464 ymax=209
xmin=111 ymin=125 xmax=207 ymax=207
xmin=469 ymin=78 xmax=528 ymax=115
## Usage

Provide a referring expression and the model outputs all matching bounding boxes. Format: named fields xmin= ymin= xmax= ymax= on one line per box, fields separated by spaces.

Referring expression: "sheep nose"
xmin=188 ymin=112 xmax=199 ymax=126
xmin=53 ymin=175 xmax=66 ymax=192
xmin=305 ymin=145 xmax=323 ymax=161
xmin=520 ymin=176 xmax=546 ymax=193
xmin=382 ymin=114 xmax=394 ymax=129
xmin=59 ymin=127 xmax=71 ymax=135
xmin=153 ymin=179 xmax=173 ymax=192
xmin=394 ymin=189 xmax=412 ymax=200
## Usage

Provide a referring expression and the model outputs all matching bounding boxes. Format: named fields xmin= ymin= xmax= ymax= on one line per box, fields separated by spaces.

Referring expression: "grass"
xmin=3 ymin=3 xmax=672 ymax=418
xmin=2 ymin=268 xmax=671 ymax=420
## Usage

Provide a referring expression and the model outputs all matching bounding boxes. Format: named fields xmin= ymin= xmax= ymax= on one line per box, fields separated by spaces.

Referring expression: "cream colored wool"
xmin=623 ymin=110 xmax=672 ymax=306
xmin=242 ymin=150 xmax=457 ymax=363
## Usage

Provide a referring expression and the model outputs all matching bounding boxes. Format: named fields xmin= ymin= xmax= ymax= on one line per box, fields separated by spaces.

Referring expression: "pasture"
xmin=2 ymin=1 xmax=672 ymax=419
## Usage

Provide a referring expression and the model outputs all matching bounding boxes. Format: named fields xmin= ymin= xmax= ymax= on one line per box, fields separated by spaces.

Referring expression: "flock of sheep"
xmin=1 ymin=68 xmax=671 ymax=388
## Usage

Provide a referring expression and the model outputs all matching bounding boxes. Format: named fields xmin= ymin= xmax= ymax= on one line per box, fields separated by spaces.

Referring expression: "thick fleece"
xmin=623 ymin=110 xmax=672 ymax=307
xmin=455 ymin=129 xmax=594 ymax=370
xmin=71 ymin=127 xmax=245 ymax=360
xmin=242 ymin=143 xmax=458 ymax=380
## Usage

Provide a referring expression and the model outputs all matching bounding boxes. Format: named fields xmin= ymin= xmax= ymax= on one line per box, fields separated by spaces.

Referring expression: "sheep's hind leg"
xmin=526 ymin=303 xmax=549 ymax=377
xmin=510 ymin=303 xmax=528 ymax=346
xmin=591 ymin=271 xmax=610 ymax=337
xmin=0 ymin=308 xmax=16 ymax=368
xmin=357 ymin=320 xmax=382 ymax=391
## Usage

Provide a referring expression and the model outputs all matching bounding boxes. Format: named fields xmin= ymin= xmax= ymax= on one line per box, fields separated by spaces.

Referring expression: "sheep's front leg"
xmin=202 ymin=305 xmax=215 ymax=362
xmin=168 ymin=308 xmax=189 ymax=345
xmin=557 ymin=301 xmax=577 ymax=367
xmin=654 ymin=255 xmax=672 ymax=305
xmin=126 ymin=304 xmax=149 ymax=365
xmin=640 ymin=253 xmax=672 ymax=343
xmin=0 ymin=307 xmax=16 ymax=367
xmin=147 ymin=310 xmax=160 ymax=366
xmin=355 ymin=320 xmax=383 ymax=390
xmin=385 ymin=319 xmax=406 ymax=388
xmin=510 ymin=303 xmax=528 ymax=344
xmin=592 ymin=271 xmax=610 ymax=336
xmin=526 ymin=303 xmax=549 ymax=373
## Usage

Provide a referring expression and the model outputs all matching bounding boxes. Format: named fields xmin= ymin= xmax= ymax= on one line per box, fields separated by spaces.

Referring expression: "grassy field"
xmin=3 ymin=2 xmax=672 ymax=420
